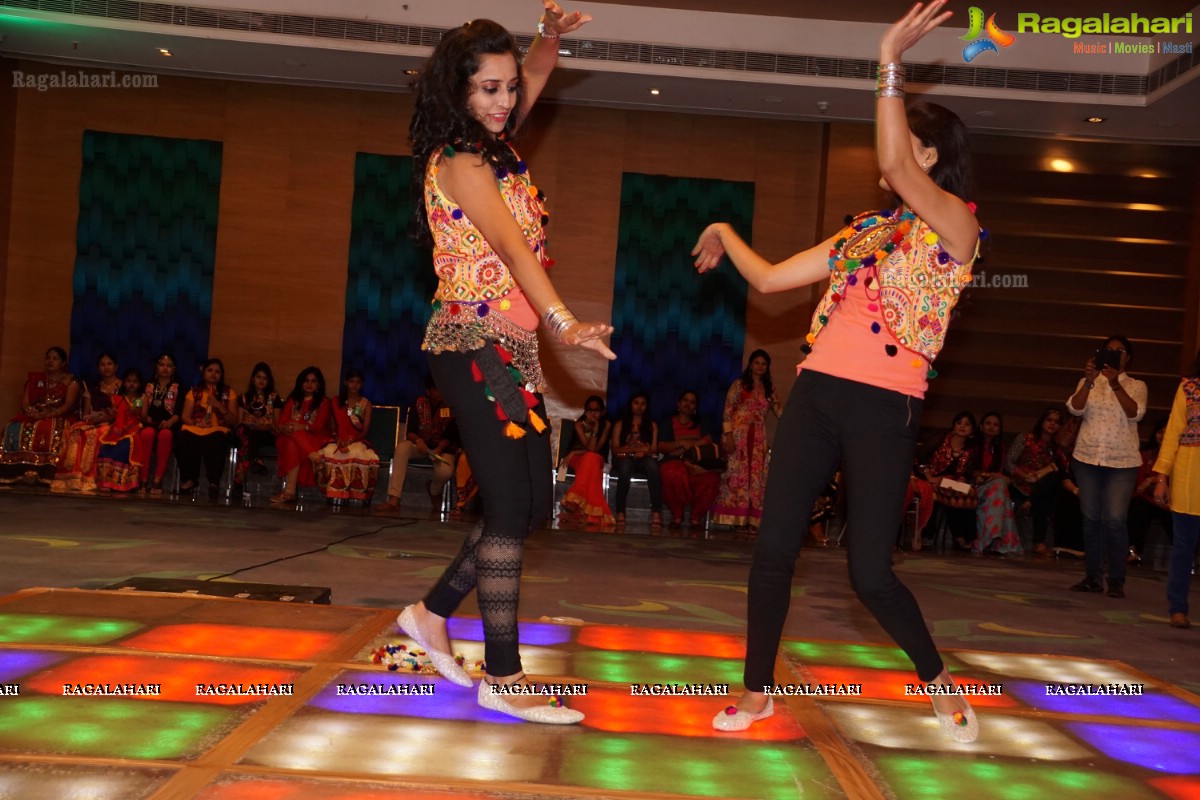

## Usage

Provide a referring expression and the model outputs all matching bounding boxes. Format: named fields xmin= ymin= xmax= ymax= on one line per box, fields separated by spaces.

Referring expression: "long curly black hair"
xmin=409 ymin=19 xmax=525 ymax=245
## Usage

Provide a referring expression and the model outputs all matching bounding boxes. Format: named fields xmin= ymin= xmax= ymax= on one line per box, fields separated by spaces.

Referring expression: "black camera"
xmin=1094 ymin=348 xmax=1121 ymax=371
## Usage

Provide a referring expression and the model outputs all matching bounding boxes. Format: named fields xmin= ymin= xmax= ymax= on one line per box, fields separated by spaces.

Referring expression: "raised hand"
xmin=691 ymin=223 xmax=728 ymax=274
xmin=881 ymin=1 xmax=954 ymax=62
xmin=542 ymin=0 xmax=592 ymax=36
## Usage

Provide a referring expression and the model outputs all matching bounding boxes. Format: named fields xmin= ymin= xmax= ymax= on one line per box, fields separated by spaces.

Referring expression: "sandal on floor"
xmin=713 ymin=698 xmax=774 ymax=732
xmin=269 ymin=492 xmax=296 ymax=504
xmin=650 ymin=513 xmax=663 ymax=531
xmin=931 ymin=695 xmax=978 ymax=743
xmin=397 ymin=605 xmax=472 ymax=687
xmin=478 ymin=674 xmax=583 ymax=724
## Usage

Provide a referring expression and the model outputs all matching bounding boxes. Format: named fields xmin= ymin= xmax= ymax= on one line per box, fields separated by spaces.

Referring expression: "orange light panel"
xmin=802 ymin=665 xmax=1019 ymax=708
xmin=1151 ymin=776 xmax=1200 ymax=800
xmin=26 ymin=655 xmax=302 ymax=705
xmin=577 ymin=625 xmax=746 ymax=658
xmin=123 ymin=624 xmax=339 ymax=660
xmin=197 ymin=781 xmax=505 ymax=800
xmin=570 ymin=687 xmax=805 ymax=741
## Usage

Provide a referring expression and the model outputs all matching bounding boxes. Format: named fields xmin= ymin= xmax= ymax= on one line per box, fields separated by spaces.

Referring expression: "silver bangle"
xmin=543 ymin=303 xmax=579 ymax=340
xmin=537 ymin=20 xmax=560 ymax=39
xmin=876 ymin=86 xmax=906 ymax=99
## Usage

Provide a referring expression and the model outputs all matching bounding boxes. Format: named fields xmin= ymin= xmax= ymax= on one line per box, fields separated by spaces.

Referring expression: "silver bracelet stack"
xmin=876 ymin=62 xmax=905 ymax=99
xmin=537 ymin=20 xmax=560 ymax=39
xmin=544 ymin=303 xmax=579 ymax=340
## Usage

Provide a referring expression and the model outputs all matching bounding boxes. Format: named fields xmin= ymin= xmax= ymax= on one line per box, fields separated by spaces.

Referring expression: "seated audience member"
xmin=96 ymin=368 xmax=147 ymax=493
xmin=272 ymin=367 xmax=332 ymax=504
xmin=319 ymin=367 xmax=379 ymax=504
xmin=917 ymin=412 xmax=979 ymax=551
xmin=658 ymin=389 xmax=722 ymax=533
xmin=51 ymin=352 xmax=122 ymax=493
xmin=1128 ymin=419 xmax=1171 ymax=565
xmin=138 ymin=353 xmax=183 ymax=495
xmin=972 ymin=411 xmax=1022 ymax=556
xmin=380 ymin=376 xmax=454 ymax=511
xmin=1005 ymin=407 xmax=1067 ymax=556
xmin=176 ymin=358 xmax=238 ymax=501
xmin=560 ymin=395 xmax=615 ymax=527
xmin=611 ymin=391 xmax=662 ymax=530
xmin=2 ymin=346 xmax=81 ymax=485
xmin=232 ymin=362 xmax=282 ymax=498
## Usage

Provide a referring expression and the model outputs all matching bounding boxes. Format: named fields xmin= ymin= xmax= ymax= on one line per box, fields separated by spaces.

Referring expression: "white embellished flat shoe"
xmin=712 ymin=697 xmax=774 ymax=732
xmin=932 ymin=697 xmax=978 ymax=743
xmin=477 ymin=676 xmax=584 ymax=724
xmin=396 ymin=605 xmax=472 ymax=687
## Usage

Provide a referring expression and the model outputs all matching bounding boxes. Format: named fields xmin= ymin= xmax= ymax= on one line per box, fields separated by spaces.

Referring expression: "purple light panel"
xmin=1007 ymin=681 xmax=1200 ymax=724
xmin=445 ymin=618 xmax=573 ymax=646
xmin=309 ymin=670 xmax=519 ymax=724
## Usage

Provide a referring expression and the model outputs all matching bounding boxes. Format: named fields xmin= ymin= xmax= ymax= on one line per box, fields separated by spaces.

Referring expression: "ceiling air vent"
xmin=1 ymin=0 xmax=1191 ymax=98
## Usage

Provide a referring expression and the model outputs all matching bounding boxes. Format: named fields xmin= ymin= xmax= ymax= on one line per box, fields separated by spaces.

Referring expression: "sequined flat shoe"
xmin=712 ymin=698 xmax=774 ymax=732
xmin=396 ymin=605 xmax=472 ymax=687
xmin=478 ymin=676 xmax=584 ymax=724
xmin=932 ymin=697 xmax=978 ymax=743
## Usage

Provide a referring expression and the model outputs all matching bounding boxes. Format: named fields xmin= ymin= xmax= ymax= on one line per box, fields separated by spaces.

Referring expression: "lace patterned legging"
xmin=422 ymin=350 xmax=552 ymax=677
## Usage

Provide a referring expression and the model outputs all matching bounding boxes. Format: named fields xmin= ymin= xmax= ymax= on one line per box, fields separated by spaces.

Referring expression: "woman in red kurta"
xmin=1 ymin=346 xmax=81 ymax=484
xmin=97 ymin=368 xmax=148 ymax=492
xmin=273 ymin=367 xmax=332 ymax=503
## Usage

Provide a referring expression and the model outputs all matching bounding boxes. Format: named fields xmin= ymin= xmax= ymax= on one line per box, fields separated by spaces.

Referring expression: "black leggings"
xmin=175 ymin=429 xmax=232 ymax=487
xmin=745 ymin=370 xmax=945 ymax=690
xmin=423 ymin=350 xmax=552 ymax=677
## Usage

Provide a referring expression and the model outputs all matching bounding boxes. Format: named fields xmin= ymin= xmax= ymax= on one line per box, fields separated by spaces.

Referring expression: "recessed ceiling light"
xmin=404 ymin=69 xmax=419 ymax=75
xmin=157 ymin=48 xmax=172 ymax=56
xmin=1085 ymin=116 xmax=1104 ymax=123
xmin=649 ymin=88 xmax=660 ymax=96
xmin=1049 ymin=158 xmax=1075 ymax=172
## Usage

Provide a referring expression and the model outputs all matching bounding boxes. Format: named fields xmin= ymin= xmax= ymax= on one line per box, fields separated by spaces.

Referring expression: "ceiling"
xmin=1 ymin=0 xmax=1198 ymax=143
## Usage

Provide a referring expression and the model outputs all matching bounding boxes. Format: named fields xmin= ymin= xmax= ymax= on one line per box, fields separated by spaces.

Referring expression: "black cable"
xmin=204 ymin=517 xmax=422 ymax=581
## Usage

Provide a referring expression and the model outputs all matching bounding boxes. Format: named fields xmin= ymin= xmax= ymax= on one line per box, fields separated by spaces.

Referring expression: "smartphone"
xmin=1094 ymin=348 xmax=1120 ymax=371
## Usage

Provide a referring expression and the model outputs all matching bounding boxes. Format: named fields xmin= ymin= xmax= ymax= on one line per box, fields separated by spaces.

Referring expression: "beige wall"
xmin=0 ymin=64 xmax=832 ymax=415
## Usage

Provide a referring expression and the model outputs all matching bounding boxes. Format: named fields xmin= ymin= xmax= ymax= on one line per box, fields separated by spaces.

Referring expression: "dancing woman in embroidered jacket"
xmin=395 ymin=3 xmax=613 ymax=725
xmin=693 ymin=1 xmax=982 ymax=743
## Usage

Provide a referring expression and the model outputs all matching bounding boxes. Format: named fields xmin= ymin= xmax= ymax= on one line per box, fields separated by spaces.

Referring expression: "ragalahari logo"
xmin=961 ymin=7 xmax=1016 ymax=62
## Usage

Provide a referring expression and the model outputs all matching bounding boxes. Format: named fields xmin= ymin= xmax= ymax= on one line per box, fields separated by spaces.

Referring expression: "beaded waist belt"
xmin=422 ymin=304 xmax=546 ymax=393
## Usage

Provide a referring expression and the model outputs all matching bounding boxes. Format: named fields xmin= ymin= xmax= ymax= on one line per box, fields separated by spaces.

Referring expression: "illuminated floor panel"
xmin=0 ymin=612 xmax=142 ymax=645
xmin=240 ymin=712 xmax=557 ymax=782
xmin=198 ymin=775 xmax=566 ymax=800
xmin=556 ymin=732 xmax=842 ymax=799
xmin=821 ymin=702 xmax=1093 ymax=759
xmin=0 ymin=696 xmax=239 ymax=759
xmin=121 ymin=623 xmax=341 ymax=660
xmin=0 ymin=589 xmax=1195 ymax=800
xmin=870 ymin=753 xmax=1166 ymax=800
xmin=0 ymin=763 xmax=175 ymax=800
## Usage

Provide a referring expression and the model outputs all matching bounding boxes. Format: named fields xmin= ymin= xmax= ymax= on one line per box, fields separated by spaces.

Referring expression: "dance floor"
xmin=0 ymin=587 xmax=1196 ymax=800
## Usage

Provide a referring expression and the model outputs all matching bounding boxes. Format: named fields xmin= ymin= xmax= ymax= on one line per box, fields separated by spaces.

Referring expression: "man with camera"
xmin=1065 ymin=335 xmax=1148 ymax=598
